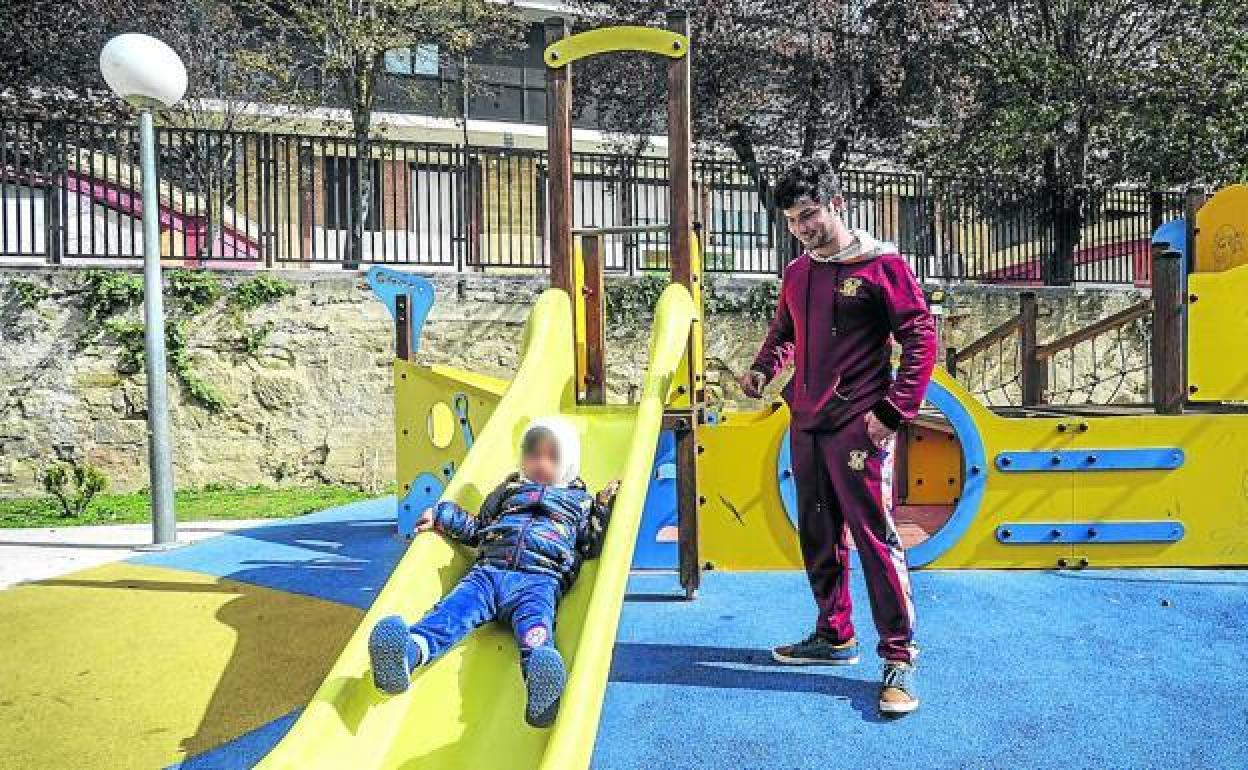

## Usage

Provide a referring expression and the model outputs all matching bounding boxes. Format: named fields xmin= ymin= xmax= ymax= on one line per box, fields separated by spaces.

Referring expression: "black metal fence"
xmin=0 ymin=117 xmax=1185 ymax=283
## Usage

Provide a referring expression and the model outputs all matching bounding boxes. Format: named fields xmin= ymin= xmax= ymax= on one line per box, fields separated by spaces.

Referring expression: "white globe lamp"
xmin=100 ymin=33 xmax=188 ymax=109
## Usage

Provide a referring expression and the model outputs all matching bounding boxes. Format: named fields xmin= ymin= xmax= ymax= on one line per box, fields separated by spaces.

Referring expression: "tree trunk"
xmin=347 ymin=68 xmax=373 ymax=270
xmin=726 ymin=127 xmax=799 ymax=271
xmin=1042 ymin=147 xmax=1081 ymax=286
xmin=1048 ymin=182 xmax=1081 ymax=286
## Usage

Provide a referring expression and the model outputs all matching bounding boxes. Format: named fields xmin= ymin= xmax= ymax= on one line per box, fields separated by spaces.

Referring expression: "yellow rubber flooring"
xmin=0 ymin=562 xmax=361 ymax=770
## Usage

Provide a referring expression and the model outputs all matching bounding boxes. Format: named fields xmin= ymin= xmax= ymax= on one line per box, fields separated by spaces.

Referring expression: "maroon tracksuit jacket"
xmin=751 ymin=233 xmax=937 ymax=662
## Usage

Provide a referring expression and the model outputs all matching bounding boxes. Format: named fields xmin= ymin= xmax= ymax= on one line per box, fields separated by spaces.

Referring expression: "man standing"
xmin=739 ymin=158 xmax=936 ymax=715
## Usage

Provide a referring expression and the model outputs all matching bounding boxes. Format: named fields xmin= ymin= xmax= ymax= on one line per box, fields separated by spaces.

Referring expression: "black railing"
xmin=0 ymin=117 xmax=1185 ymax=283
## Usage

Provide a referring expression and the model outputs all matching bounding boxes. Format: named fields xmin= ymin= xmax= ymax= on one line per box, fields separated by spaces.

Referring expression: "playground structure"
xmin=256 ymin=14 xmax=1248 ymax=770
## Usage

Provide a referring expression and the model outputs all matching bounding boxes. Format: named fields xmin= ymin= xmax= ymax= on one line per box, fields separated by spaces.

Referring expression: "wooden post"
xmin=666 ymin=10 xmax=694 ymax=295
xmin=582 ymin=234 xmax=607 ymax=404
xmin=1019 ymin=291 xmax=1046 ymax=406
xmin=1152 ymin=245 xmax=1185 ymax=414
xmin=658 ymin=411 xmax=701 ymax=599
xmin=666 ymin=9 xmax=701 ymax=600
xmin=675 ymin=420 xmax=700 ymax=598
xmin=544 ymin=17 xmax=574 ymax=293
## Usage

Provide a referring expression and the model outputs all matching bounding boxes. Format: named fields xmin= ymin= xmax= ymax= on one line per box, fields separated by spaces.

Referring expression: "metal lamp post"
xmin=100 ymin=34 xmax=187 ymax=547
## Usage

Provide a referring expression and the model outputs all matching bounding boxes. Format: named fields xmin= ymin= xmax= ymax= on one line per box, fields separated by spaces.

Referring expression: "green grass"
xmin=0 ymin=484 xmax=386 ymax=529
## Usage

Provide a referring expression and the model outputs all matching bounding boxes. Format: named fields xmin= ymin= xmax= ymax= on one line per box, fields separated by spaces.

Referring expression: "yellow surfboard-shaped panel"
xmin=1194 ymin=183 xmax=1248 ymax=273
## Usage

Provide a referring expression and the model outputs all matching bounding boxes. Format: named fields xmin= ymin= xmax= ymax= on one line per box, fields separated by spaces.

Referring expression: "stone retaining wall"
xmin=0 ymin=267 xmax=1148 ymax=497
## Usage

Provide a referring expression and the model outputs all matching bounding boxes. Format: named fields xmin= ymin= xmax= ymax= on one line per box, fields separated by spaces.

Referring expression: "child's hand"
xmin=596 ymin=480 xmax=621 ymax=507
xmin=414 ymin=508 xmax=435 ymax=533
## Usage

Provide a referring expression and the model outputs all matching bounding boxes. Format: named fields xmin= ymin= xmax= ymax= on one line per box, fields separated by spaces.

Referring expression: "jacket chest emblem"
xmin=847 ymin=449 xmax=868 ymax=471
xmin=840 ymin=277 xmax=863 ymax=297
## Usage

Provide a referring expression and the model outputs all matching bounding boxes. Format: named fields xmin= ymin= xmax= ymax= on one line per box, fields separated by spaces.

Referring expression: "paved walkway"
xmin=0 ymin=520 xmax=268 ymax=589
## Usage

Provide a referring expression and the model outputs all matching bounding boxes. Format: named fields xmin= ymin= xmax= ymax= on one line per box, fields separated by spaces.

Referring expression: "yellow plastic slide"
xmin=257 ymin=284 xmax=695 ymax=770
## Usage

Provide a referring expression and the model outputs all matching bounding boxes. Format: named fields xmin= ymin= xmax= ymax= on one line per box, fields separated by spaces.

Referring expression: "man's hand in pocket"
xmin=865 ymin=412 xmax=895 ymax=448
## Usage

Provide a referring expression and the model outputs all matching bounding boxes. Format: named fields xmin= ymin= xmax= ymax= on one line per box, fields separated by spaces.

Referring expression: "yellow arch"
xmin=544 ymin=26 xmax=688 ymax=69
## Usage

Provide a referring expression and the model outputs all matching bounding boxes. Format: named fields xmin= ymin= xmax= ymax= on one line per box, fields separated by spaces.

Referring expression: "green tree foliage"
xmin=908 ymin=0 xmax=1248 ymax=281
xmin=248 ymin=0 xmax=525 ymax=264
xmin=568 ymin=0 xmax=947 ymax=205
xmin=912 ymin=0 xmax=1248 ymax=186
xmin=42 ymin=460 xmax=109 ymax=518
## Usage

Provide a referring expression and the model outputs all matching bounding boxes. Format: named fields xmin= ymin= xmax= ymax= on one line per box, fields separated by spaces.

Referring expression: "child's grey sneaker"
xmin=524 ymin=646 xmax=567 ymax=728
xmin=878 ymin=661 xmax=919 ymax=715
xmin=771 ymin=633 xmax=860 ymax=665
xmin=369 ymin=615 xmax=422 ymax=695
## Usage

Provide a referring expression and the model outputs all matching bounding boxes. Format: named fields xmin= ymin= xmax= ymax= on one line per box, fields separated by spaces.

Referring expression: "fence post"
xmin=945 ymin=346 xmax=958 ymax=376
xmin=465 ymin=151 xmax=483 ymax=270
xmin=1151 ymin=245 xmax=1185 ymax=414
xmin=1148 ymin=190 xmax=1165 ymax=235
xmin=259 ymin=133 xmax=275 ymax=268
xmin=43 ymin=120 xmax=65 ymax=265
xmin=1183 ymin=186 xmax=1207 ymax=274
xmin=1019 ymin=291 xmax=1045 ymax=405
xmin=621 ymin=163 xmax=637 ymax=275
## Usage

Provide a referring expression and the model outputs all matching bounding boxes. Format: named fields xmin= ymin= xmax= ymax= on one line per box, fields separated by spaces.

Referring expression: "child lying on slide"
xmin=368 ymin=416 xmax=619 ymax=728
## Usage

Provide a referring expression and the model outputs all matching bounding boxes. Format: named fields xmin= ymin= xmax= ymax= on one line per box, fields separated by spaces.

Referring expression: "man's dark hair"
xmin=774 ymin=158 xmax=843 ymax=210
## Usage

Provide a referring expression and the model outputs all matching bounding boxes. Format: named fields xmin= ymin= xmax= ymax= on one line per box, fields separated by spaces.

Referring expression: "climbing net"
xmin=1043 ymin=314 xmax=1153 ymax=406
xmin=951 ymin=333 xmax=1024 ymax=407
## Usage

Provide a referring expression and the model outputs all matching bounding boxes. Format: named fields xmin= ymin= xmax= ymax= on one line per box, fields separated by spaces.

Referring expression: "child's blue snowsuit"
xmin=409 ymin=473 xmax=612 ymax=667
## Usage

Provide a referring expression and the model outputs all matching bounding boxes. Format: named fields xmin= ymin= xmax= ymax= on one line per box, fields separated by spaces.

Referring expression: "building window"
xmin=384 ymin=44 xmax=440 ymax=76
xmin=323 ymin=157 xmax=382 ymax=231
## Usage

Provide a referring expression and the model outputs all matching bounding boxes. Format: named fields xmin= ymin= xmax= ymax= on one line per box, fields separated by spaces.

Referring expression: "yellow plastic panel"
xmin=696 ymin=367 xmax=1248 ymax=569
xmin=697 ymin=370 xmax=1076 ymax=569
xmin=915 ymin=371 xmax=1075 ymax=568
xmin=1063 ymin=414 xmax=1248 ymax=566
xmin=544 ymin=26 xmax=688 ymax=69
xmin=427 ymin=402 xmax=456 ymax=448
xmin=1188 ymin=263 xmax=1248 ymax=401
xmin=698 ymin=405 xmax=803 ymax=570
xmin=257 ymin=284 xmax=695 ymax=770
xmin=919 ymin=371 xmax=1248 ymax=568
xmin=1193 ymin=184 xmax=1248 ymax=272
xmin=394 ymin=363 xmax=504 ymax=502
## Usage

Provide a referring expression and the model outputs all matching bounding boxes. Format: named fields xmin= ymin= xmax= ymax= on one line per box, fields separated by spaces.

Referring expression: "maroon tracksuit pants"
xmin=791 ymin=416 xmax=916 ymax=663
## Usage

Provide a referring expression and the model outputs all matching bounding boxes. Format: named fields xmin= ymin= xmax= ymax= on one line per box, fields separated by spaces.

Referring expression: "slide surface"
xmin=257 ymin=284 xmax=695 ymax=770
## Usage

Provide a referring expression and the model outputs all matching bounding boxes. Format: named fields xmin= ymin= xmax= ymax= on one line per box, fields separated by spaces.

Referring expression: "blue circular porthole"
xmin=775 ymin=378 xmax=987 ymax=568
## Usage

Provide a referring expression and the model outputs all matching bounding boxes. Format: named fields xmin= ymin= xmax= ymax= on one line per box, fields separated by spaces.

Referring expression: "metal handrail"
xmin=573 ymin=224 xmax=670 ymax=236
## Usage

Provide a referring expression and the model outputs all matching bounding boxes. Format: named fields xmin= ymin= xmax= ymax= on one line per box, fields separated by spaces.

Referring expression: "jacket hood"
xmin=523 ymin=416 xmax=581 ymax=487
xmin=808 ymin=229 xmax=896 ymax=264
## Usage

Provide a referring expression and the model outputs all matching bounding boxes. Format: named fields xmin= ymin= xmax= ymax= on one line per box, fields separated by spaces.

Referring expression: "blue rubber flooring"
xmin=131 ymin=498 xmax=407 ymax=610
xmin=140 ymin=501 xmax=1248 ymax=769
xmin=165 ymin=710 xmax=302 ymax=770
xmin=594 ymin=569 xmax=1248 ymax=770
